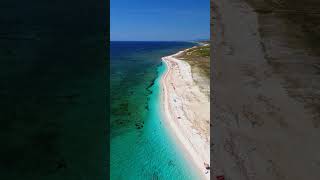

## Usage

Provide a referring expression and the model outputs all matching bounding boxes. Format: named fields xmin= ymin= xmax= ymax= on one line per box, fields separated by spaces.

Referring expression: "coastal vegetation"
xmin=176 ymin=44 xmax=210 ymax=79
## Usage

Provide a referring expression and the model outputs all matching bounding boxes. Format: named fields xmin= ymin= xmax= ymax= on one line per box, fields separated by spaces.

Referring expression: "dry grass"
xmin=176 ymin=45 xmax=210 ymax=79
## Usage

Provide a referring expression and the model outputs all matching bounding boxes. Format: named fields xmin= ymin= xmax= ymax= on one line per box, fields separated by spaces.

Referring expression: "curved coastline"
xmin=160 ymin=48 xmax=210 ymax=180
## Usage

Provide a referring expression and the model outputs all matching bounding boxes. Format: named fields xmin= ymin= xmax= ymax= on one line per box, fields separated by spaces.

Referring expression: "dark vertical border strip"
xmin=0 ymin=0 xmax=109 ymax=179
xmin=210 ymin=0 xmax=225 ymax=178
xmin=106 ymin=0 xmax=111 ymax=178
xmin=210 ymin=0 xmax=215 ymax=179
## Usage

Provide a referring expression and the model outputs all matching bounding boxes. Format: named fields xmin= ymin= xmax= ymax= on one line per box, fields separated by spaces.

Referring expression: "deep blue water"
xmin=110 ymin=41 xmax=200 ymax=179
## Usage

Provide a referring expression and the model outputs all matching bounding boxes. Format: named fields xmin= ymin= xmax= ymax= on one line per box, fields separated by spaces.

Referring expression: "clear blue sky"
xmin=111 ymin=0 xmax=210 ymax=41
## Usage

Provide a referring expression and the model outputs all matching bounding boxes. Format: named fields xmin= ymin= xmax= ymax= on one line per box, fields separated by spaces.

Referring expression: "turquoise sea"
xmin=110 ymin=41 xmax=200 ymax=179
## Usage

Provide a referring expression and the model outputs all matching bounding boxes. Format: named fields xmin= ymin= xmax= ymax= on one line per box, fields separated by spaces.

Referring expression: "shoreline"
xmin=160 ymin=48 xmax=210 ymax=180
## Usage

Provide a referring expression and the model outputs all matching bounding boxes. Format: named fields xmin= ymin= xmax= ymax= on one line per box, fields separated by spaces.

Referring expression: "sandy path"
xmin=161 ymin=50 xmax=210 ymax=180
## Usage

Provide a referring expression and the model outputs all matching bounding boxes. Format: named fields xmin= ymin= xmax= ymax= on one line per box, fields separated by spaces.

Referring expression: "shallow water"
xmin=110 ymin=41 xmax=200 ymax=179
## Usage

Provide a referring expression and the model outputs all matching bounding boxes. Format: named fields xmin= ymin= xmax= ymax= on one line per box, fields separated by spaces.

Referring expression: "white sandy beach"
xmin=161 ymin=49 xmax=210 ymax=179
